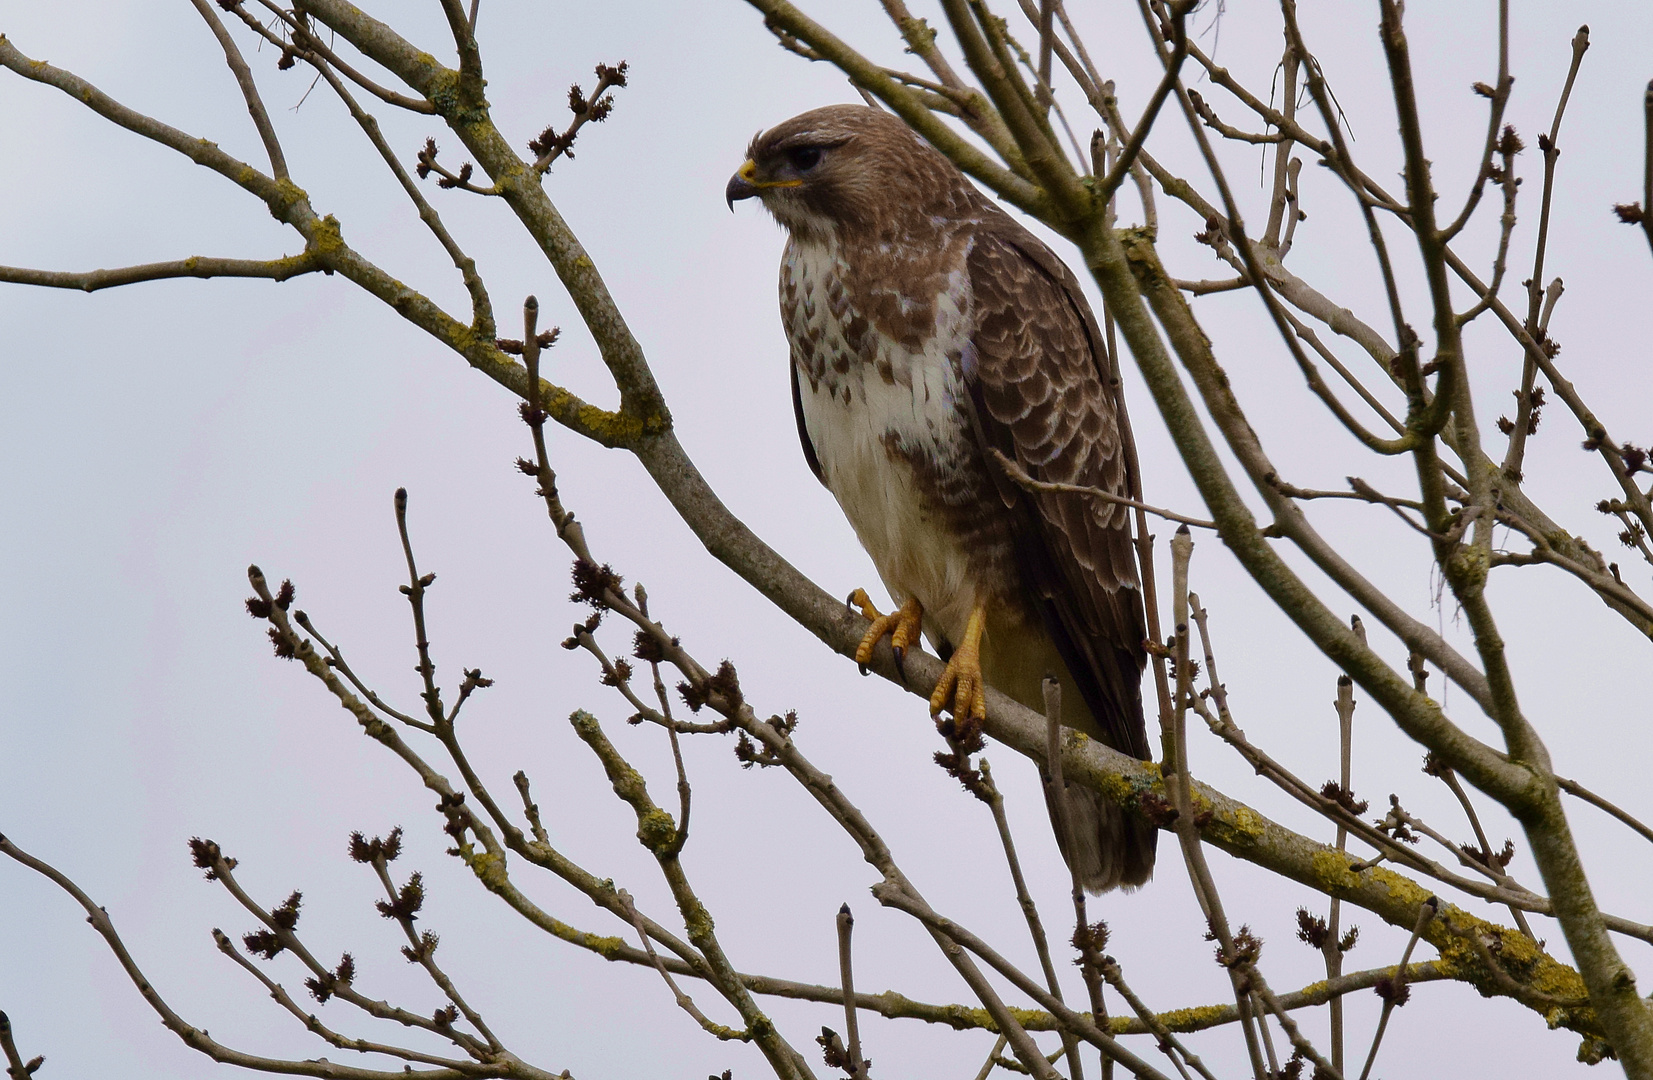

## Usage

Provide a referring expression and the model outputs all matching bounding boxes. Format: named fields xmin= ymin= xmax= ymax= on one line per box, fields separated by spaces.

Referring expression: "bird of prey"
xmin=727 ymin=105 xmax=1155 ymax=892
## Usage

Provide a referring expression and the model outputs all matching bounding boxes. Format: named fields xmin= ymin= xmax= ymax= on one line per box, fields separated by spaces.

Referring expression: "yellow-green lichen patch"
xmin=305 ymin=214 xmax=346 ymax=260
xmin=681 ymin=897 xmax=716 ymax=940
xmin=922 ymin=1001 xmax=997 ymax=1032
xmin=1447 ymin=544 xmax=1489 ymax=591
xmin=426 ymin=74 xmax=461 ymax=116
xmin=1491 ymin=926 xmax=1588 ymax=1000
xmin=1431 ymin=935 xmax=1468 ymax=981
xmin=899 ymin=16 xmax=938 ymax=53
xmin=1094 ymin=757 xmax=1169 ymax=814
xmin=1096 ymin=771 xmax=1138 ymax=807
xmin=422 ymin=65 xmax=489 ymax=126
xmin=559 ymin=395 xmax=652 ymax=446
xmin=635 ymin=807 xmax=677 ymax=854
xmin=1371 ymin=863 xmax=1435 ymax=909
xmin=1219 ymin=804 xmax=1265 ymax=844
xmin=608 ymin=761 xmax=647 ymax=799
xmin=1296 ymin=979 xmax=1331 ymax=1002
xmin=272 ymin=177 xmax=309 ymax=211
xmin=495 ymin=158 xmax=528 ymax=185
xmin=1152 ymin=1003 xmax=1233 ymax=1033
xmin=1311 ymin=848 xmax=1361 ymax=892
xmin=1230 ymin=805 xmax=1263 ymax=836
xmin=1428 ymin=909 xmax=1598 ymax=1037
xmin=588 ymin=932 xmax=626 ymax=960
xmin=1004 ymin=1006 xmax=1051 ymax=1031
xmin=467 ymin=850 xmax=509 ymax=892
xmin=445 ymin=324 xmax=480 ymax=357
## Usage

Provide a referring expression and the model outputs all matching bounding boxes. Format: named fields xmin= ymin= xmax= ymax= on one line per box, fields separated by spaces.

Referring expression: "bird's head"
xmin=726 ymin=105 xmax=963 ymax=240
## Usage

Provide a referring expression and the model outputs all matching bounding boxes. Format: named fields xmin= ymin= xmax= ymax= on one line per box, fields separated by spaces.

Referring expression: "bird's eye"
xmin=787 ymin=147 xmax=823 ymax=173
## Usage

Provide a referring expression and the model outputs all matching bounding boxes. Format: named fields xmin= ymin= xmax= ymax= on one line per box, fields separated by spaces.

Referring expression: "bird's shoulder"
xmin=963 ymin=201 xmax=1100 ymax=332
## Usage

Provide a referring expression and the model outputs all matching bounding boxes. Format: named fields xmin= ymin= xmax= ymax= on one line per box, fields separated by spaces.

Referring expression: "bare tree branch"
xmin=0 ymin=254 xmax=320 ymax=292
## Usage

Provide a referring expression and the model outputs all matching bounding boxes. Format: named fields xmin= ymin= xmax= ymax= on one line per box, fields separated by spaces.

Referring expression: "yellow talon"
xmin=849 ymin=588 xmax=924 ymax=676
xmin=930 ymin=603 xmax=987 ymax=723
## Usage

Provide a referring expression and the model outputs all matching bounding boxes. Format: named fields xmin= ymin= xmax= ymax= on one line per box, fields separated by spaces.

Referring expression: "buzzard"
xmin=727 ymin=105 xmax=1155 ymax=892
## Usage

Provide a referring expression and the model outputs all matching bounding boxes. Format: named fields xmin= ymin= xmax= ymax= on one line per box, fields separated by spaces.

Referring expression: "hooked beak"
xmin=725 ymin=159 xmax=760 ymax=210
xmin=725 ymin=158 xmax=802 ymax=210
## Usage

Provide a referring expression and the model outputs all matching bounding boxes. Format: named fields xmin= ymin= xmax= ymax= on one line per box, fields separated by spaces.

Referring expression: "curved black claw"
xmin=891 ymin=644 xmax=908 ymax=683
xmin=857 ymin=661 xmax=871 ymax=676
xmin=846 ymin=591 xmax=859 ymax=614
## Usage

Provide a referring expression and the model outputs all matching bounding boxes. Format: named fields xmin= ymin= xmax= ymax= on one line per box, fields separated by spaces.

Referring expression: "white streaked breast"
xmin=785 ymin=237 xmax=983 ymax=646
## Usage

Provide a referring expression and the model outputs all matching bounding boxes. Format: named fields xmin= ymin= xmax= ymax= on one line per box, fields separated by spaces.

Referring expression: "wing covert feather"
xmin=964 ymin=216 xmax=1150 ymax=759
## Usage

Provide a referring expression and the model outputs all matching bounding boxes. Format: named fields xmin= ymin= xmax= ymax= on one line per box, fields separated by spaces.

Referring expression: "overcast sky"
xmin=3 ymin=2 xmax=1651 ymax=1078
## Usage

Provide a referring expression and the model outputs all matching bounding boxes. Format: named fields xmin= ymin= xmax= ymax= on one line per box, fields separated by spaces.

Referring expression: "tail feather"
xmin=1044 ymin=779 xmax=1157 ymax=894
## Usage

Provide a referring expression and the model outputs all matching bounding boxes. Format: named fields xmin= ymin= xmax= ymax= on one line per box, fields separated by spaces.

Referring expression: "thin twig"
xmin=1325 ymin=672 xmax=1355 ymax=1075
xmin=1035 ymin=0 xmax=1055 ymax=110
xmin=1454 ymin=124 xmax=1521 ymax=329
xmin=1429 ymin=763 xmax=1535 ymax=938
xmin=1 ymin=834 xmax=516 ymax=1079
xmin=836 ymin=905 xmax=870 ymax=1078
xmin=979 ymin=760 xmax=1077 ymax=1080
xmin=1172 ymin=275 xmax=1248 ymax=295
xmin=0 ymin=1012 xmax=40 ymax=1080
xmin=1556 ymin=775 xmax=1653 ymax=846
xmin=1440 ymin=0 xmax=1513 ymax=242
xmin=1357 ymin=899 xmax=1436 ymax=1080
xmin=367 ymin=853 xmax=501 ymax=1049
xmin=206 ymin=929 xmax=475 ymax=1069
xmin=393 ymin=489 xmax=444 ymax=725
xmin=249 ymin=0 xmax=435 ymax=112
xmin=1272 ymin=305 xmax=1407 ymax=438
xmin=1042 ymin=677 xmax=1105 ymax=1080
xmin=1263 ymin=42 xmax=1302 ymax=249
xmin=619 ymin=890 xmax=748 ymax=1042
xmin=291 ymin=611 xmax=434 ymax=732
xmin=1640 ymin=79 xmax=1653 ymax=256
xmin=188 ymin=0 xmax=289 ymax=180
xmin=974 ymin=1036 xmax=1011 ymax=1080
xmin=1099 ymin=962 xmax=1212 ymax=1080
xmin=0 ymin=250 xmax=321 ymax=291
xmin=1098 ymin=1 xmax=1192 ymax=201
xmin=512 ymin=771 xmax=550 ymax=845
xmin=1504 ymin=26 xmax=1591 ymax=476
xmin=990 ymin=449 xmax=1216 ymax=529
xmin=1165 ymin=529 xmax=1268 ymax=1080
